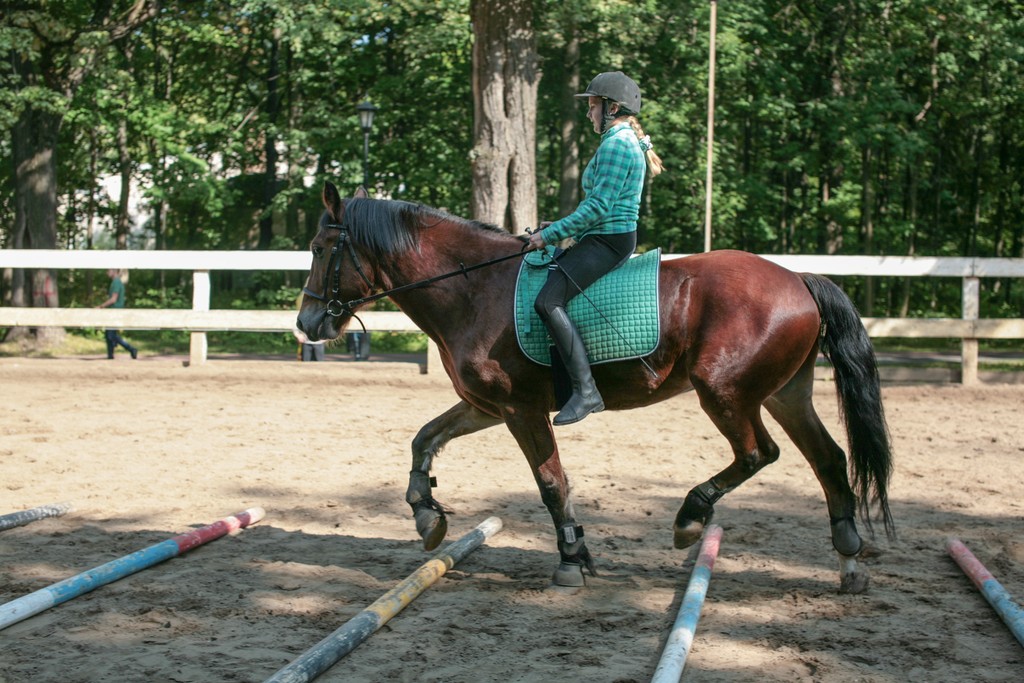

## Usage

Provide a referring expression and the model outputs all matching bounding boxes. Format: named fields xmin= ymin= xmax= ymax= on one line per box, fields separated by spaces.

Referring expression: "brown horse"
xmin=298 ymin=182 xmax=894 ymax=594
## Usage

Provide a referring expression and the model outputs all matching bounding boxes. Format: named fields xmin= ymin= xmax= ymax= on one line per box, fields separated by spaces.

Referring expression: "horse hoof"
xmin=415 ymin=511 xmax=447 ymax=551
xmin=552 ymin=562 xmax=586 ymax=587
xmin=839 ymin=570 xmax=870 ymax=594
xmin=673 ymin=520 xmax=705 ymax=549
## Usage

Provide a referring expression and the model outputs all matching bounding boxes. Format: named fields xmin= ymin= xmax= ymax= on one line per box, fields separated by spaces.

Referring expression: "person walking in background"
xmin=97 ymin=268 xmax=138 ymax=360
xmin=527 ymin=70 xmax=663 ymax=425
xmin=346 ymin=330 xmax=370 ymax=361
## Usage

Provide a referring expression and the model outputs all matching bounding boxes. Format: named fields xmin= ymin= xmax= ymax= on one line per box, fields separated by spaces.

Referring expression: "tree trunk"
xmin=899 ymin=160 xmax=919 ymax=317
xmin=813 ymin=3 xmax=848 ymax=256
xmin=284 ymin=43 xmax=303 ymax=253
xmin=860 ymin=144 xmax=874 ymax=314
xmin=819 ymin=160 xmax=843 ymax=255
xmin=968 ymin=127 xmax=983 ymax=257
xmin=7 ymin=102 xmax=65 ymax=346
xmin=470 ymin=0 xmax=538 ymax=233
xmin=5 ymin=2 xmax=158 ymax=346
xmin=557 ymin=9 xmax=580 ymax=218
xmin=87 ymin=130 xmax=99 ymax=298
xmin=259 ymin=27 xmax=282 ymax=250
xmin=116 ymin=117 xmax=132 ymax=250
xmin=779 ymin=168 xmax=792 ymax=253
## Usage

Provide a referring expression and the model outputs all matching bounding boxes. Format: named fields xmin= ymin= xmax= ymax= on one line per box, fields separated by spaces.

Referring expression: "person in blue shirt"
xmin=97 ymin=268 xmax=139 ymax=360
xmin=527 ymin=71 xmax=663 ymax=425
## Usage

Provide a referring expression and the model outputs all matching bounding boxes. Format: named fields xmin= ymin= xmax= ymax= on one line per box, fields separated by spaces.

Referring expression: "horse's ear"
xmin=323 ymin=181 xmax=343 ymax=219
xmin=354 ymin=185 xmax=369 ymax=199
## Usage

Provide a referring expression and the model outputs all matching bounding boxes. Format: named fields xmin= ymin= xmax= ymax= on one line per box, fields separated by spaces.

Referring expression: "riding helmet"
xmin=576 ymin=71 xmax=642 ymax=114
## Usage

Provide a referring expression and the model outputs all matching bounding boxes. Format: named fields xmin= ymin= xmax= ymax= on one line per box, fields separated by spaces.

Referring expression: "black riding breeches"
xmin=534 ymin=232 xmax=637 ymax=321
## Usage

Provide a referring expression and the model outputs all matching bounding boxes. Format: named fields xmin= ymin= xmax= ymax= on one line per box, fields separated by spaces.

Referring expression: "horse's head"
xmin=296 ymin=182 xmax=376 ymax=342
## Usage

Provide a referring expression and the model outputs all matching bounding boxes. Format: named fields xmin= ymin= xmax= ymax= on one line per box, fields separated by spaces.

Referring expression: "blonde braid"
xmin=628 ymin=116 xmax=664 ymax=178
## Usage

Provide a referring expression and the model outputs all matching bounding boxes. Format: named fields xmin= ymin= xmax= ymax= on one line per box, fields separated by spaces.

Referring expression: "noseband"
xmin=301 ymin=223 xmax=376 ymax=318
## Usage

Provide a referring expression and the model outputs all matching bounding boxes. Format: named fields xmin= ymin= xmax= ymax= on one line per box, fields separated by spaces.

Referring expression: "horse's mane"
xmin=327 ymin=198 xmax=507 ymax=257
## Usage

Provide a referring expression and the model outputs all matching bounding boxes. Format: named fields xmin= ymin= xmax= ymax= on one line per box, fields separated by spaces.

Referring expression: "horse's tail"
xmin=801 ymin=273 xmax=895 ymax=540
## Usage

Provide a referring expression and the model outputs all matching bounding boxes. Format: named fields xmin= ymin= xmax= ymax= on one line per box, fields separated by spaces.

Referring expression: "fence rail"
xmin=2 ymin=250 xmax=1023 ymax=381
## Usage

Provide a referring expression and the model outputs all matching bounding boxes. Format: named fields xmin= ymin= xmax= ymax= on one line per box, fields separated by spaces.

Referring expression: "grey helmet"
xmin=576 ymin=71 xmax=642 ymax=115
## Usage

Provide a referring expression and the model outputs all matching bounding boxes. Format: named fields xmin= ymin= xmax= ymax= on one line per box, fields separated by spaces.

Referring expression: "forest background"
xmin=1 ymin=1 xmax=1023 ymax=354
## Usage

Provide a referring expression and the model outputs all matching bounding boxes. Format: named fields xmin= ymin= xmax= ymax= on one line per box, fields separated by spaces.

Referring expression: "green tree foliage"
xmin=1 ymin=0 xmax=159 ymax=345
xmin=2 ymin=0 xmax=1023 ymax=321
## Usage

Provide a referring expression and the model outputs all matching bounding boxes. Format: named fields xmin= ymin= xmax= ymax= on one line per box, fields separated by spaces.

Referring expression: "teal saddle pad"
xmin=514 ymin=247 xmax=661 ymax=366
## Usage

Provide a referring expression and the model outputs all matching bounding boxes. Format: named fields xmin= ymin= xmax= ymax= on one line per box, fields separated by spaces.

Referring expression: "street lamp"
xmin=350 ymin=100 xmax=378 ymax=362
xmin=356 ymin=100 xmax=378 ymax=189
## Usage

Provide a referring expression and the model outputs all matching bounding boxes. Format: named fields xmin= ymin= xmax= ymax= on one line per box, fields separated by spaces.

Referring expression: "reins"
xmin=302 ymin=222 xmax=532 ymax=333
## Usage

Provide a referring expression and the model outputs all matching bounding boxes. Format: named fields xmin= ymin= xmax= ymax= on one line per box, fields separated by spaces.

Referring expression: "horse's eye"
xmin=312 ymin=245 xmax=324 ymax=258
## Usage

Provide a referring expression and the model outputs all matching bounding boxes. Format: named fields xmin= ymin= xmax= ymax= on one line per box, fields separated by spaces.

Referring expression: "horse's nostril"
xmin=295 ymin=318 xmax=305 ymax=333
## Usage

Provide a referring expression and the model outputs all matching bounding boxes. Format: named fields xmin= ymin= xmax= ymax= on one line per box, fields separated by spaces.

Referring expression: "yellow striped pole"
xmin=265 ymin=516 xmax=503 ymax=683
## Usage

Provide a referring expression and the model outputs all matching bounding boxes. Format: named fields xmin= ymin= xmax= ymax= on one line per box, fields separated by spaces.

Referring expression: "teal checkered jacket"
xmin=540 ymin=122 xmax=646 ymax=245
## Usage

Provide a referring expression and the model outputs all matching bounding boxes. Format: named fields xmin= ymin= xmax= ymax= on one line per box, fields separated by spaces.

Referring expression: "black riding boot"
xmin=546 ymin=307 xmax=604 ymax=425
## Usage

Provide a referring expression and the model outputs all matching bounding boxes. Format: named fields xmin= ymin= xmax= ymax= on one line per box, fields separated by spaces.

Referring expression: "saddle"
xmin=514 ymin=246 xmax=662 ymax=366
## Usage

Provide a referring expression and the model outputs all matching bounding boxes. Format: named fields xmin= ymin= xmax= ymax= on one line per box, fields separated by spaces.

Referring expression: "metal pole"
xmin=353 ymin=127 xmax=371 ymax=357
xmin=362 ymin=130 xmax=370 ymax=189
xmin=703 ymin=0 xmax=717 ymax=253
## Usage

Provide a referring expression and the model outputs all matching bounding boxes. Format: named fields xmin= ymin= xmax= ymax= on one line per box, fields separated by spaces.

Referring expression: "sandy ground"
xmin=1 ymin=355 xmax=1022 ymax=683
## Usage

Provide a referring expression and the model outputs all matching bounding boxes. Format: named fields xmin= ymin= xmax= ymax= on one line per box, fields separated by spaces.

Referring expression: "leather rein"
xmin=301 ymin=222 xmax=532 ymax=328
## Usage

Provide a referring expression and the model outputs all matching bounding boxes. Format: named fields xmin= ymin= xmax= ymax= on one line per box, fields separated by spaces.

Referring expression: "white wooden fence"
xmin=2 ymin=249 xmax=1023 ymax=382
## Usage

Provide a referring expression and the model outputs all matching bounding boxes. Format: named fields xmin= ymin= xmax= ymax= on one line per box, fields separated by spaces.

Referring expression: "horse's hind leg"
xmin=406 ymin=400 xmax=502 ymax=550
xmin=674 ymin=378 xmax=782 ymax=549
xmin=764 ymin=364 xmax=869 ymax=594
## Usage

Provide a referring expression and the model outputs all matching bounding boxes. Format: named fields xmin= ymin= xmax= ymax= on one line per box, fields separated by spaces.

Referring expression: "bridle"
xmin=301 ymin=220 xmax=532 ymax=323
xmin=301 ymin=222 xmax=376 ymax=319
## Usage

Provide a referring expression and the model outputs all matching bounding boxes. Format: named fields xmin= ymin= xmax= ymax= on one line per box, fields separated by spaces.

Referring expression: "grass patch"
xmin=980 ymin=360 xmax=1024 ymax=372
xmin=0 ymin=332 xmax=106 ymax=358
xmin=0 ymin=327 xmax=428 ymax=358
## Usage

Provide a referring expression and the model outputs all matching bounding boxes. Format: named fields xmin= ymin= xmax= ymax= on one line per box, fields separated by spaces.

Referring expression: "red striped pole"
xmin=0 ymin=507 xmax=265 ymax=630
xmin=947 ymin=537 xmax=1024 ymax=648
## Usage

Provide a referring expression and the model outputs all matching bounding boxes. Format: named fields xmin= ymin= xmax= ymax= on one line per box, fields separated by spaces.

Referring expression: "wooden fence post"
xmin=425 ymin=339 xmax=442 ymax=375
xmin=961 ymin=276 xmax=979 ymax=385
xmin=190 ymin=270 xmax=210 ymax=366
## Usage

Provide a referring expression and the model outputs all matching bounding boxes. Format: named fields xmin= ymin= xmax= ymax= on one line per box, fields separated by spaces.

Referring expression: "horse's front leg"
xmin=504 ymin=410 xmax=596 ymax=588
xmin=406 ymin=400 xmax=502 ymax=550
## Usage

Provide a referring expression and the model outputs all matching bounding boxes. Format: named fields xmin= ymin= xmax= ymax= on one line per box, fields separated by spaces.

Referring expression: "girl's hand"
xmin=527 ymin=230 xmax=546 ymax=251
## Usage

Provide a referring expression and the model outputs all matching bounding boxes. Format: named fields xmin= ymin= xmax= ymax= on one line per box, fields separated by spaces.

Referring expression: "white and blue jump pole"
xmin=0 ymin=503 xmax=73 ymax=532
xmin=0 ymin=507 xmax=265 ymax=631
xmin=651 ymin=524 xmax=724 ymax=683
